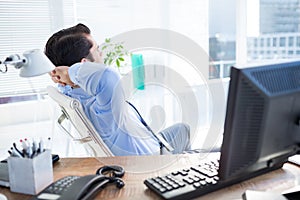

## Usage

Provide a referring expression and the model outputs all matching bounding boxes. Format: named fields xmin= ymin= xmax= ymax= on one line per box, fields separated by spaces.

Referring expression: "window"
xmin=209 ymin=64 xmax=220 ymax=79
xmin=219 ymin=0 xmax=300 ymax=65
xmin=260 ymin=38 xmax=264 ymax=47
xmin=254 ymin=38 xmax=258 ymax=47
xmin=273 ymin=38 xmax=277 ymax=47
xmin=297 ymin=36 xmax=300 ymax=47
xmin=0 ymin=0 xmax=75 ymax=101
xmin=267 ymin=38 xmax=271 ymax=47
xmin=223 ymin=64 xmax=232 ymax=78
xmin=289 ymin=36 xmax=294 ymax=46
xmin=280 ymin=37 xmax=286 ymax=47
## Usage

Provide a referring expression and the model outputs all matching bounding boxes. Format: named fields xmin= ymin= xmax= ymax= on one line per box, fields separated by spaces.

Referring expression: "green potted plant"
xmin=101 ymin=38 xmax=130 ymax=70
xmin=101 ymin=38 xmax=144 ymax=89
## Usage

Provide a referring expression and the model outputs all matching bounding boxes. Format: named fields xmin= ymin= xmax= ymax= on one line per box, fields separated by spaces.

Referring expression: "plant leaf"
xmin=116 ymin=59 xmax=120 ymax=67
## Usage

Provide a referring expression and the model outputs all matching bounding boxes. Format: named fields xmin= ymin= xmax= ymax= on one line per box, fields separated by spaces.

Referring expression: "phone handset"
xmin=62 ymin=175 xmax=125 ymax=200
xmin=60 ymin=175 xmax=107 ymax=200
xmin=34 ymin=165 xmax=125 ymax=200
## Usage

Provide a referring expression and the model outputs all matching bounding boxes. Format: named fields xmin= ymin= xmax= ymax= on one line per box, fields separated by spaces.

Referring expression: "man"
xmin=45 ymin=24 xmax=191 ymax=156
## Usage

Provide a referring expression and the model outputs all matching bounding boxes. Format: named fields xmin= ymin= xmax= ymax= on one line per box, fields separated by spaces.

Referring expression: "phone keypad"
xmin=44 ymin=176 xmax=81 ymax=195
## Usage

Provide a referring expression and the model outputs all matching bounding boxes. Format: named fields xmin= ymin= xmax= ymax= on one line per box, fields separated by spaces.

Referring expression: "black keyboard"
xmin=144 ymin=154 xmax=225 ymax=200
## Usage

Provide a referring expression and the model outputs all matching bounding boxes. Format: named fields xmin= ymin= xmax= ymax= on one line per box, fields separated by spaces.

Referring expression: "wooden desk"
xmin=0 ymin=153 xmax=299 ymax=200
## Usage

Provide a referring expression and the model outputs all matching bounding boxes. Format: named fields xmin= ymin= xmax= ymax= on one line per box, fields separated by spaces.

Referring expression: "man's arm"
xmin=51 ymin=62 xmax=121 ymax=106
xmin=50 ymin=66 xmax=77 ymax=87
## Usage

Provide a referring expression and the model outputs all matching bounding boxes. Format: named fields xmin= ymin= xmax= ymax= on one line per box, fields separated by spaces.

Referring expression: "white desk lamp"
xmin=0 ymin=49 xmax=55 ymax=77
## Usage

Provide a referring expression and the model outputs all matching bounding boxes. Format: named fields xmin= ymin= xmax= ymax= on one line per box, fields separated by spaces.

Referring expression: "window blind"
xmin=0 ymin=0 xmax=75 ymax=98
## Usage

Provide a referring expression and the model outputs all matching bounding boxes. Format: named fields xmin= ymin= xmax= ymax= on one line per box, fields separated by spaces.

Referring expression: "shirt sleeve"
xmin=68 ymin=62 xmax=122 ymax=106
xmin=66 ymin=62 xmax=160 ymax=155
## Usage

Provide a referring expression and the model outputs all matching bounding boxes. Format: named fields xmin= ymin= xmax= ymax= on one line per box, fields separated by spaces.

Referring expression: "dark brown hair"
xmin=52 ymin=34 xmax=93 ymax=66
xmin=44 ymin=23 xmax=91 ymax=66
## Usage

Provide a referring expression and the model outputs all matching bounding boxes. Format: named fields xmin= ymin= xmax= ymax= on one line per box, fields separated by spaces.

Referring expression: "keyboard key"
xmin=193 ymin=182 xmax=201 ymax=188
xmin=159 ymin=187 xmax=167 ymax=193
xmin=183 ymin=178 xmax=194 ymax=184
xmin=144 ymin=155 xmax=221 ymax=200
xmin=171 ymin=171 xmax=180 ymax=176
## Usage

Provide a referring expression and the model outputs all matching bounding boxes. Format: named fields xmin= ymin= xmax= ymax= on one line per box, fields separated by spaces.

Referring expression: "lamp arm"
xmin=0 ymin=61 xmax=8 ymax=73
xmin=2 ymin=54 xmax=27 ymax=69
xmin=0 ymin=49 xmax=54 ymax=77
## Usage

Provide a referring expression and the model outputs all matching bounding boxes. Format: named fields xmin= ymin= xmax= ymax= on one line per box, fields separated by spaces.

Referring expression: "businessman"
xmin=45 ymin=24 xmax=191 ymax=156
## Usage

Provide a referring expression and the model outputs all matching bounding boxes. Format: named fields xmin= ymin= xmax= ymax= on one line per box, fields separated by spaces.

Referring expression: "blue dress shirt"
xmin=58 ymin=62 xmax=160 ymax=156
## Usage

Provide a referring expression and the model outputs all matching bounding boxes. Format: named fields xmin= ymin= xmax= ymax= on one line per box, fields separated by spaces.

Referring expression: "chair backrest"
xmin=46 ymin=86 xmax=114 ymax=157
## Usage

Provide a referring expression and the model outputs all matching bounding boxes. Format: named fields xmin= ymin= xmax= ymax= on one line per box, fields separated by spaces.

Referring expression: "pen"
xmin=30 ymin=150 xmax=37 ymax=158
xmin=20 ymin=139 xmax=28 ymax=150
xmin=39 ymin=138 xmax=44 ymax=153
xmin=10 ymin=147 xmax=23 ymax=158
xmin=32 ymin=139 xmax=38 ymax=152
xmin=13 ymin=142 xmax=24 ymax=157
xmin=26 ymin=140 xmax=33 ymax=158
xmin=20 ymin=138 xmax=34 ymax=158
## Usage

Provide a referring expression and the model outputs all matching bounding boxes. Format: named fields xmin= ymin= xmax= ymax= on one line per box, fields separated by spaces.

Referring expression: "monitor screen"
xmin=219 ymin=60 xmax=300 ymax=182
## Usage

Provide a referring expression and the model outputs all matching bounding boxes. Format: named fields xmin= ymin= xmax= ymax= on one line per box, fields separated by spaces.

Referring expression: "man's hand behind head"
xmin=50 ymin=66 xmax=77 ymax=87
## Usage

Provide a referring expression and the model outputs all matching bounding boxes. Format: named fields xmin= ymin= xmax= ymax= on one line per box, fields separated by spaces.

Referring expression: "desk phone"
xmin=31 ymin=165 xmax=125 ymax=200
xmin=32 ymin=175 xmax=107 ymax=200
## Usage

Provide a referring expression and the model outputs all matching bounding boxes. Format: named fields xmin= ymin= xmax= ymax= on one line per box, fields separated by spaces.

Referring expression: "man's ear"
xmin=81 ymin=58 xmax=89 ymax=62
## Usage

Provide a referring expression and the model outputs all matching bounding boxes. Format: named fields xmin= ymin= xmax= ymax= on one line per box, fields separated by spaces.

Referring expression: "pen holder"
xmin=7 ymin=150 xmax=53 ymax=195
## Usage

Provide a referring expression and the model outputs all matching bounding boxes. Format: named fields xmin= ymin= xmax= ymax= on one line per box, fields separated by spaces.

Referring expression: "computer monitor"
xmin=219 ymin=60 xmax=300 ymax=182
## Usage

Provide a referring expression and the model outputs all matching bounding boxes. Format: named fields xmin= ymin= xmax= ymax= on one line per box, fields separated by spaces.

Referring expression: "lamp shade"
xmin=19 ymin=49 xmax=55 ymax=77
